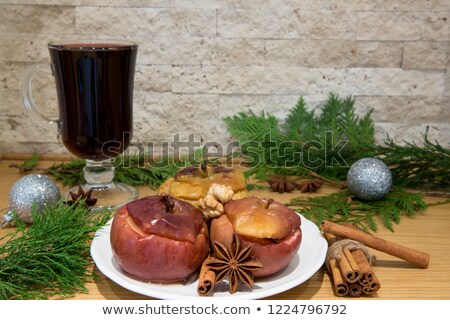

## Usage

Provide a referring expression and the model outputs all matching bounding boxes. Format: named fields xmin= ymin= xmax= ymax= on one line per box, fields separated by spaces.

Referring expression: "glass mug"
xmin=19 ymin=40 xmax=139 ymax=210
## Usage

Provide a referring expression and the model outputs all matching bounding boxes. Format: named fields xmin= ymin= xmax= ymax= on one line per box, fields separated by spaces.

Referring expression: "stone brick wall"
xmin=0 ymin=0 xmax=449 ymax=156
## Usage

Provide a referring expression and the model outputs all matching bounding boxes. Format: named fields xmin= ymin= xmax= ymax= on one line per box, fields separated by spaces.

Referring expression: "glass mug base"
xmin=64 ymin=182 xmax=138 ymax=211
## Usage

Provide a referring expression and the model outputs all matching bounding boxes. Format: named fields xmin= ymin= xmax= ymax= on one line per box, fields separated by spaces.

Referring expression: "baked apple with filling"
xmin=110 ymin=194 xmax=209 ymax=283
xmin=158 ymin=163 xmax=248 ymax=205
xmin=209 ymin=196 xmax=301 ymax=278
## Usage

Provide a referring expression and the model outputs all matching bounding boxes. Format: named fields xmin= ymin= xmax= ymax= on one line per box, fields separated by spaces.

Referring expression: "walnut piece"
xmin=210 ymin=183 xmax=234 ymax=203
xmin=198 ymin=183 xmax=234 ymax=219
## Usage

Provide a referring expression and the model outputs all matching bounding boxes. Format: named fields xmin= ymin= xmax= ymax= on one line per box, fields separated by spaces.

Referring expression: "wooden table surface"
xmin=1 ymin=154 xmax=449 ymax=300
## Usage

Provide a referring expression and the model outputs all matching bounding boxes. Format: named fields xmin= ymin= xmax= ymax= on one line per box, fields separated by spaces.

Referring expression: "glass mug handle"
xmin=19 ymin=64 xmax=59 ymax=131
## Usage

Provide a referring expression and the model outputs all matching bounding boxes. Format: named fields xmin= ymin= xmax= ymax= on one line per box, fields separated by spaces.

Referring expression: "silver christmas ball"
xmin=8 ymin=174 xmax=61 ymax=223
xmin=347 ymin=158 xmax=392 ymax=201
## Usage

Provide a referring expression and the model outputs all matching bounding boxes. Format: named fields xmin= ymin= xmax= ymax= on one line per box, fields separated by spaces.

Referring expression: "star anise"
xmin=207 ymin=234 xmax=263 ymax=294
xmin=65 ymin=186 xmax=98 ymax=208
xmin=267 ymin=176 xmax=298 ymax=193
xmin=297 ymin=179 xmax=323 ymax=193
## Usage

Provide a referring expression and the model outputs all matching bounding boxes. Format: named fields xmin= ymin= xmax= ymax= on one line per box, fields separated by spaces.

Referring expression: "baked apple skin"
xmin=110 ymin=195 xmax=209 ymax=283
xmin=210 ymin=196 xmax=301 ymax=278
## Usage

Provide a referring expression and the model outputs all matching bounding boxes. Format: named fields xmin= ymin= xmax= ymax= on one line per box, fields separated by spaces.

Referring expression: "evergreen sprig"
xmin=0 ymin=201 xmax=111 ymax=299
xmin=224 ymin=93 xmax=450 ymax=190
xmin=375 ymin=132 xmax=450 ymax=190
xmin=47 ymin=155 xmax=183 ymax=189
xmin=12 ymin=153 xmax=206 ymax=189
xmin=288 ymin=188 xmax=428 ymax=233
xmin=225 ymin=93 xmax=376 ymax=182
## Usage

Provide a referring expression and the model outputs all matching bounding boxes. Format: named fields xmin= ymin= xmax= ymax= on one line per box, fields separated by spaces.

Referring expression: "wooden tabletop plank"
xmin=1 ymin=156 xmax=449 ymax=300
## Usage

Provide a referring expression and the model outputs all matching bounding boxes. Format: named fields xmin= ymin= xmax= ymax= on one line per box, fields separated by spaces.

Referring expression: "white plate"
xmin=90 ymin=214 xmax=327 ymax=300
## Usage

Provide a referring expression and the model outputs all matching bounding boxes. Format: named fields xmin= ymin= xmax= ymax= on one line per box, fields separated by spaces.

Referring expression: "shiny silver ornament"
xmin=8 ymin=174 xmax=61 ymax=223
xmin=347 ymin=158 xmax=392 ymax=201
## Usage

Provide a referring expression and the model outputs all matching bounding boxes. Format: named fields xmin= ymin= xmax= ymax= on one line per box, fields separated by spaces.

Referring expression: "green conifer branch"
xmin=288 ymin=188 xmax=428 ymax=233
xmin=0 ymin=201 xmax=111 ymax=299
xmin=224 ymin=93 xmax=450 ymax=190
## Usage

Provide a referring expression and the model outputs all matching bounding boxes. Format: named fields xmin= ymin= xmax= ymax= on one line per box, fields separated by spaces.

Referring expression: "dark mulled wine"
xmin=48 ymin=42 xmax=137 ymax=160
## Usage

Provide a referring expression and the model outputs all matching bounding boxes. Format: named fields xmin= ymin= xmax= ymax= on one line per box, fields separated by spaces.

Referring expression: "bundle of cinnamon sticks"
xmin=324 ymin=232 xmax=380 ymax=297
xmin=322 ymin=220 xmax=430 ymax=298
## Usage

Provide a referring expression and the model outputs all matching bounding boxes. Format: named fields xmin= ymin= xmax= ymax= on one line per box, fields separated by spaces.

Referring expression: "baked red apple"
xmin=110 ymin=194 xmax=209 ymax=283
xmin=210 ymin=196 xmax=301 ymax=278
xmin=158 ymin=164 xmax=248 ymax=205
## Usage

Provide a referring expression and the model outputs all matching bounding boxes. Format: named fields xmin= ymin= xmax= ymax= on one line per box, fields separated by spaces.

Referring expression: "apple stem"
xmin=265 ymin=199 xmax=274 ymax=209
xmin=161 ymin=194 xmax=175 ymax=213
xmin=201 ymin=162 xmax=208 ymax=176
xmin=257 ymin=198 xmax=275 ymax=209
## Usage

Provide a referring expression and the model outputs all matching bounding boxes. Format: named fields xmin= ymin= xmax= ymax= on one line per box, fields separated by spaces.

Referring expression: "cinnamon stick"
xmin=321 ymin=221 xmax=430 ymax=268
xmin=348 ymin=283 xmax=362 ymax=297
xmin=324 ymin=232 xmax=338 ymax=246
xmin=337 ymin=250 xmax=359 ymax=284
xmin=329 ymin=258 xmax=349 ymax=297
xmin=324 ymin=233 xmax=349 ymax=296
xmin=352 ymin=249 xmax=374 ymax=284
xmin=197 ymin=256 xmax=216 ymax=296
xmin=351 ymin=249 xmax=381 ymax=295
xmin=342 ymin=247 xmax=361 ymax=283
xmin=362 ymin=274 xmax=381 ymax=295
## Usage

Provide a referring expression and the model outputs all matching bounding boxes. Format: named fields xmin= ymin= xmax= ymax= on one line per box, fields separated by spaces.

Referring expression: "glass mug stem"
xmin=84 ymin=159 xmax=115 ymax=188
